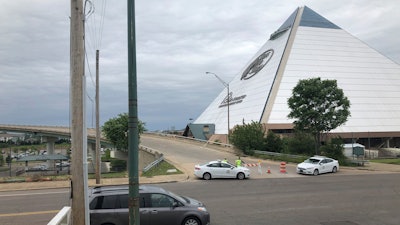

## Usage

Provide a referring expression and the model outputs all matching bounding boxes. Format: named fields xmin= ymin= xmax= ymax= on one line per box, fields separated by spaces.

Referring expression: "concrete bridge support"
xmin=42 ymin=136 xmax=58 ymax=155
xmin=42 ymin=136 xmax=59 ymax=169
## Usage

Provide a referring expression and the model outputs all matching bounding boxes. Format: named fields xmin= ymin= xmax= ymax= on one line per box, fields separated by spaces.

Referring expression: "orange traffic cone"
xmin=280 ymin=162 xmax=287 ymax=173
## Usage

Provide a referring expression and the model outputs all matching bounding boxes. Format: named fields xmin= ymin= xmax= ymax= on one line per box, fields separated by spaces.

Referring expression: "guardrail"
xmin=142 ymin=154 xmax=164 ymax=173
xmin=253 ymin=150 xmax=303 ymax=158
xmin=47 ymin=206 xmax=71 ymax=225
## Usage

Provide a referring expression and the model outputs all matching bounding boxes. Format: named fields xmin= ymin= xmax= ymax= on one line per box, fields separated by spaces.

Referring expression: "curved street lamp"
xmin=206 ymin=72 xmax=230 ymax=144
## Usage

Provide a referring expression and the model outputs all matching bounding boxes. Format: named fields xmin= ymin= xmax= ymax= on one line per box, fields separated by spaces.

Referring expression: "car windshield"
xmin=304 ymin=158 xmax=321 ymax=164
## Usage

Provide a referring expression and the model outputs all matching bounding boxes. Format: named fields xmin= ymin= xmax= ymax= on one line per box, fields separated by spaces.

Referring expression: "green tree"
xmin=287 ymin=77 xmax=350 ymax=154
xmin=264 ymin=131 xmax=284 ymax=153
xmin=285 ymin=131 xmax=315 ymax=155
xmin=320 ymin=138 xmax=346 ymax=163
xmin=229 ymin=121 xmax=265 ymax=155
xmin=102 ymin=113 xmax=146 ymax=151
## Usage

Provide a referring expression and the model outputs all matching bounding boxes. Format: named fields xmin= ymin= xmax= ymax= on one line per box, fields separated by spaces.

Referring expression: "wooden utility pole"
xmin=95 ymin=49 xmax=101 ymax=184
xmin=70 ymin=0 xmax=89 ymax=224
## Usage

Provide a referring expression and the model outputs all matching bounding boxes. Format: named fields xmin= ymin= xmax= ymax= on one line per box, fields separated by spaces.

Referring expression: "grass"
xmin=141 ymin=161 xmax=182 ymax=177
xmin=369 ymin=158 xmax=400 ymax=165
xmin=0 ymin=167 xmax=9 ymax=172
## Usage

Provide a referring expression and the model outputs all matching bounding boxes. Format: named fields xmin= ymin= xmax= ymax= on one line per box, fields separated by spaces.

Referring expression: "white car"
xmin=297 ymin=156 xmax=339 ymax=175
xmin=194 ymin=160 xmax=250 ymax=180
xmin=31 ymin=164 xmax=48 ymax=171
xmin=56 ymin=161 xmax=70 ymax=167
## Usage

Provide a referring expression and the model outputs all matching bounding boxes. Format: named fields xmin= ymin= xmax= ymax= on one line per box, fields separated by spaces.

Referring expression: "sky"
xmin=1 ymin=0 xmax=399 ymax=132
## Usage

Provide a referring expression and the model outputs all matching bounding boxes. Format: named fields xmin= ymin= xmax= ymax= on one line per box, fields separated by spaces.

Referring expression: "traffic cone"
xmin=280 ymin=162 xmax=287 ymax=173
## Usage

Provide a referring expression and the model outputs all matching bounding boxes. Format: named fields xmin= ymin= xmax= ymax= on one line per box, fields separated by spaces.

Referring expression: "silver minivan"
xmin=89 ymin=185 xmax=210 ymax=225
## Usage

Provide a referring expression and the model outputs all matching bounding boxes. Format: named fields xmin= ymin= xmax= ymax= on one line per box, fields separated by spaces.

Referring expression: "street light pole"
xmin=206 ymin=72 xmax=230 ymax=144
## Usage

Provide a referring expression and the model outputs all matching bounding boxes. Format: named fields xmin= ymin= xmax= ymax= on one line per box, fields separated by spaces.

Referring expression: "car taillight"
xmin=195 ymin=166 xmax=200 ymax=170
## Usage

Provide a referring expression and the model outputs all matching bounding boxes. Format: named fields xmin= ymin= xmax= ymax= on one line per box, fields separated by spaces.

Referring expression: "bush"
xmin=264 ymin=131 xmax=284 ymax=152
xmin=101 ymin=149 xmax=112 ymax=162
xmin=242 ymin=147 xmax=255 ymax=156
xmin=110 ymin=159 xmax=127 ymax=172
xmin=285 ymin=132 xmax=315 ymax=155
xmin=320 ymin=138 xmax=347 ymax=164
xmin=230 ymin=121 xmax=265 ymax=153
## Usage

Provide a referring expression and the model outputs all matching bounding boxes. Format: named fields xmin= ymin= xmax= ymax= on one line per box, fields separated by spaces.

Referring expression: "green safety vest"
xmin=235 ymin=159 xmax=242 ymax=167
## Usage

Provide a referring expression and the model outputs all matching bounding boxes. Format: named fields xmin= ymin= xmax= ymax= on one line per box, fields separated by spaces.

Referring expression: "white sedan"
xmin=194 ymin=160 xmax=250 ymax=180
xmin=296 ymin=156 xmax=339 ymax=175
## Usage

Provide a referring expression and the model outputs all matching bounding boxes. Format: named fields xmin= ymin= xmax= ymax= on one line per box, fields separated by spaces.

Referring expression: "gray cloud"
xmin=1 ymin=0 xmax=399 ymax=131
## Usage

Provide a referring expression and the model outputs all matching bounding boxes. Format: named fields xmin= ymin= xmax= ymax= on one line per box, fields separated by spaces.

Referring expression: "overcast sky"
xmin=1 ymin=0 xmax=399 ymax=131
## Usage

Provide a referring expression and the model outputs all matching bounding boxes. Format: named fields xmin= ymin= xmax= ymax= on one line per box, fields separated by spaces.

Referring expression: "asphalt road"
xmin=1 ymin=174 xmax=399 ymax=225
xmin=1 ymin=135 xmax=399 ymax=225
xmin=0 ymin=188 xmax=70 ymax=225
xmin=159 ymin=174 xmax=400 ymax=225
xmin=140 ymin=135 xmax=304 ymax=178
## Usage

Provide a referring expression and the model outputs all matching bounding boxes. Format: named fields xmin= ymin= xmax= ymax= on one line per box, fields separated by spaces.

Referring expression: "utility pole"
xmin=127 ymin=0 xmax=140 ymax=224
xmin=70 ymin=0 xmax=89 ymax=224
xmin=95 ymin=49 xmax=101 ymax=184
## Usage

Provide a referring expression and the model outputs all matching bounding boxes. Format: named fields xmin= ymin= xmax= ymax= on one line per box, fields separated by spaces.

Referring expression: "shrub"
xmin=101 ymin=149 xmax=112 ymax=162
xmin=230 ymin=121 xmax=265 ymax=152
xmin=285 ymin=131 xmax=315 ymax=155
xmin=320 ymin=138 xmax=347 ymax=164
xmin=110 ymin=159 xmax=127 ymax=172
xmin=264 ymin=131 xmax=284 ymax=152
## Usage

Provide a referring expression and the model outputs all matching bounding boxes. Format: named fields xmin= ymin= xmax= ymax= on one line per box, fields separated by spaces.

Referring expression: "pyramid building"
xmin=193 ymin=6 xmax=400 ymax=147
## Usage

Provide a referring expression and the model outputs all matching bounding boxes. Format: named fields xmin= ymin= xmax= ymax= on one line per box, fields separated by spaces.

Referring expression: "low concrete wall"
xmin=109 ymin=147 xmax=161 ymax=172
xmin=364 ymin=149 xmax=379 ymax=159
xmin=87 ymin=162 xmax=111 ymax=174
xmin=380 ymin=148 xmax=400 ymax=157
xmin=139 ymin=146 xmax=162 ymax=171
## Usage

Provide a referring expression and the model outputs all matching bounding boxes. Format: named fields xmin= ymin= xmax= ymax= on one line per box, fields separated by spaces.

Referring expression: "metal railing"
xmin=47 ymin=206 xmax=71 ymax=225
xmin=142 ymin=154 xmax=164 ymax=173
xmin=253 ymin=150 xmax=303 ymax=158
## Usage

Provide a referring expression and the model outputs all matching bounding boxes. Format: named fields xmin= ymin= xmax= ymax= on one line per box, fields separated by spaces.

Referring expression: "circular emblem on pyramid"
xmin=241 ymin=49 xmax=274 ymax=80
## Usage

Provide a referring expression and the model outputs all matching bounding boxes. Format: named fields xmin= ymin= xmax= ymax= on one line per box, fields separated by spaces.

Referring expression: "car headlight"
xmin=197 ymin=207 xmax=207 ymax=212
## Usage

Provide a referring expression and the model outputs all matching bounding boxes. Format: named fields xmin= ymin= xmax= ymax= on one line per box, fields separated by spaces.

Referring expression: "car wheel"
xmin=313 ymin=169 xmax=319 ymax=176
xmin=203 ymin=172 xmax=211 ymax=180
xmin=237 ymin=172 xmax=245 ymax=180
xmin=182 ymin=216 xmax=200 ymax=225
xmin=332 ymin=166 xmax=337 ymax=173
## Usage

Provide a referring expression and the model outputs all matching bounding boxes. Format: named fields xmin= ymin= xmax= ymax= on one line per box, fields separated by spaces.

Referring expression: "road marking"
xmin=0 ymin=210 xmax=60 ymax=217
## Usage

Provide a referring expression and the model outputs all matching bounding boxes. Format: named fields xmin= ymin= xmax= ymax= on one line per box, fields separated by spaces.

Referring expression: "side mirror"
xmin=172 ymin=201 xmax=179 ymax=208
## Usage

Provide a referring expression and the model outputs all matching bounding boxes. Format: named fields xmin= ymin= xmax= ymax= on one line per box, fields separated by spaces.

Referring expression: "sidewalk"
xmin=0 ymin=173 xmax=189 ymax=192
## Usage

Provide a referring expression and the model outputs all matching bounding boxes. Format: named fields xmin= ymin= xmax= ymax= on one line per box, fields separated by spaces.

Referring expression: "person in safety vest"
xmin=235 ymin=156 xmax=242 ymax=167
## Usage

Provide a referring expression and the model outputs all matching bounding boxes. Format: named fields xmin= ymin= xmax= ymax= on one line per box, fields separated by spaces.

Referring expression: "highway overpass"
xmin=0 ymin=124 xmax=112 ymax=166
